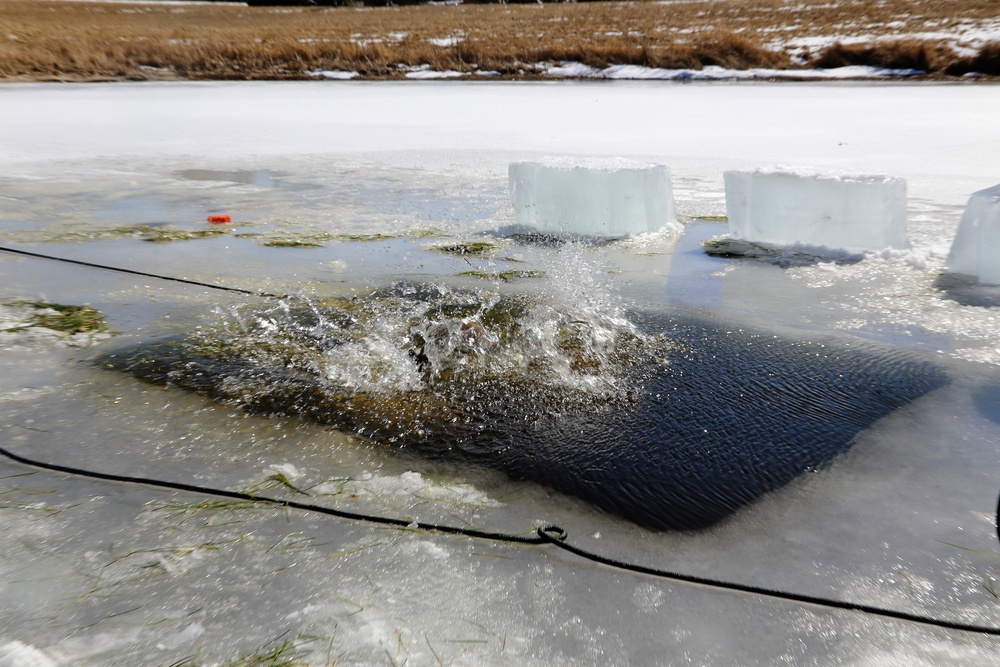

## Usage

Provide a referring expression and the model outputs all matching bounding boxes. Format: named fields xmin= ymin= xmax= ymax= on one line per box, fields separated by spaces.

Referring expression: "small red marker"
xmin=207 ymin=214 xmax=232 ymax=224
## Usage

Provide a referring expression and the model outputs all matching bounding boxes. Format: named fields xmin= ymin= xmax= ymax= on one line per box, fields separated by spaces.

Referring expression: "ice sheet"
xmin=2 ymin=82 xmax=1000 ymax=666
xmin=1 ymin=81 xmax=998 ymax=206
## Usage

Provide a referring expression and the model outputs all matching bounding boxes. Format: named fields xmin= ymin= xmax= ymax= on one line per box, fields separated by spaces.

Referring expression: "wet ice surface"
xmin=1 ymin=82 xmax=1000 ymax=665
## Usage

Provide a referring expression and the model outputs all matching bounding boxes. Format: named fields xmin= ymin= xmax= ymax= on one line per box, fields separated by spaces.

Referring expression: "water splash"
xmin=194 ymin=244 xmax=658 ymax=403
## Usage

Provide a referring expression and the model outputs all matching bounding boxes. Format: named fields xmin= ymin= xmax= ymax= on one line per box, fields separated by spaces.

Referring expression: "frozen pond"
xmin=1 ymin=81 xmax=1000 ymax=666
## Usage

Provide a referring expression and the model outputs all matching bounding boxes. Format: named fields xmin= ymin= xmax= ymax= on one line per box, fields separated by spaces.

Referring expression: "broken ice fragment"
xmin=509 ymin=157 xmax=676 ymax=237
xmin=723 ymin=168 xmax=908 ymax=253
xmin=945 ymin=183 xmax=1000 ymax=285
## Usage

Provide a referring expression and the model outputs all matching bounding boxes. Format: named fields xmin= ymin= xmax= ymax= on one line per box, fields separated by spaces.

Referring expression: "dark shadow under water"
xmin=933 ymin=272 xmax=1000 ymax=308
xmin=98 ymin=309 xmax=947 ymax=531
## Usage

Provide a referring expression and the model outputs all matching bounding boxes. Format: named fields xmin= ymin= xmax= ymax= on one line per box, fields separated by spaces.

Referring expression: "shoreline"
xmin=2 ymin=0 xmax=998 ymax=83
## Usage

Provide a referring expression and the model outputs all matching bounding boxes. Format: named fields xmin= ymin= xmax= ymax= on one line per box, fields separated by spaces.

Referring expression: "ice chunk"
xmin=724 ymin=168 xmax=908 ymax=252
xmin=945 ymin=184 xmax=1000 ymax=284
xmin=509 ymin=157 xmax=676 ymax=237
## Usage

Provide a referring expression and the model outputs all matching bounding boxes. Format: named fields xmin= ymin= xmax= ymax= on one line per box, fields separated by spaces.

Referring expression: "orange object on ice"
xmin=207 ymin=214 xmax=232 ymax=224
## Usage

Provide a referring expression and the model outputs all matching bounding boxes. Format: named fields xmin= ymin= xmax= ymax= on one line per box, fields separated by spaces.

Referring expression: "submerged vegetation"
xmin=0 ymin=0 xmax=997 ymax=81
xmin=458 ymin=269 xmax=546 ymax=282
xmin=261 ymin=238 xmax=324 ymax=248
xmin=702 ymin=236 xmax=865 ymax=268
xmin=431 ymin=241 xmax=501 ymax=257
xmin=169 ymin=633 xmax=333 ymax=667
xmin=2 ymin=300 xmax=109 ymax=336
xmin=46 ymin=224 xmax=232 ymax=244
xmin=28 ymin=225 xmax=437 ymax=248
xmin=140 ymin=226 xmax=232 ymax=243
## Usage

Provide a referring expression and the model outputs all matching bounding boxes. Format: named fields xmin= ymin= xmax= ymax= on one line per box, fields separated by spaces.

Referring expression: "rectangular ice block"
xmin=723 ymin=168 xmax=908 ymax=252
xmin=946 ymin=184 xmax=1000 ymax=285
xmin=509 ymin=157 xmax=676 ymax=237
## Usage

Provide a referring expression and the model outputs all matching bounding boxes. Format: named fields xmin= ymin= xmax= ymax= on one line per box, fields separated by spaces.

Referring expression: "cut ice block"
xmin=724 ymin=168 xmax=908 ymax=252
xmin=509 ymin=157 xmax=676 ymax=237
xmin=946 ymin=184 xmax=1000 ymax=285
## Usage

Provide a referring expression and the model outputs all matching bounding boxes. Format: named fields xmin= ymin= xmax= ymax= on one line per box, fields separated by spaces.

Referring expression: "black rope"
xmin=1 ymin=444 xmax=998 ymax=638
xmin=0 ymin=245 xmax=284 ymax=299
xmin=0 ymin=445 xmax=543 ymax=545
xmin=535 ymin=528 xmax=1000 ymax=637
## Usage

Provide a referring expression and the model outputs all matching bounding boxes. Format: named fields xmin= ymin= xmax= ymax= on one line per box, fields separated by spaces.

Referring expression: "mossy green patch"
xmin=171 ymin=634 xmax=326 ymax=667
xmin=479 ymin=296 xmax=533 ymax=334
xmin=236 ymin=228 xmax=440 ymax=247
xmin=140 ymin=227 xmax=231 ymax=243
xmin=431 ymin=241 xmax=501 ymax=257
xmin=696 ymin=215 xmax=729 ymax=222
xmin=237 ymin=231 xmax=333 ymax=247
xmin=48 ymin=225 xmax=232 ymax=243
xmin=331 ymin=229 xmax=440 ymax=242
xmin=262 ymin=238 xmax=325 ymax=248
xmin=701 ymin=238 xmax=739 ymax=257
xmin=336 ymin=232 xmax=399 ymax=242
xmin=7 ymin=301 xmax=108 ymax=335
xmin=458 ymin=269 xmax=546 ymax=282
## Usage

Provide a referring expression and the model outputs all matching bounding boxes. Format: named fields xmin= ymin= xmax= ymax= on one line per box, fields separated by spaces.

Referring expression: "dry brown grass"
xmin=946 ymin=41 xmax=1000 ymax=76
xmin=810 ymin=39 xmax=957 ymax=72
xmin=1 ymin=0 xmax=998 ymax=81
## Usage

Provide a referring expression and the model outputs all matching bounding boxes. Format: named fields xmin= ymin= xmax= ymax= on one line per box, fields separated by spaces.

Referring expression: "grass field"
xmin=1 ymin=0 xmax=998 ymax=81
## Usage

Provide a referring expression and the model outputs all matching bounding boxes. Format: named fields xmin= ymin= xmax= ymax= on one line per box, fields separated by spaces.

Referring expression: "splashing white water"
xmin=198 ymin=244 xmax=658 ymax=401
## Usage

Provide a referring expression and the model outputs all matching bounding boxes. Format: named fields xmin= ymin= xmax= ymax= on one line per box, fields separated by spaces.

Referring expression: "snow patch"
xmin=546 ymin=62 xmax=925 ymax=80
xmin=309 ymin=70 xmax=359 ymax=80
xmin=403 ymin=65 xmax=464 ymax=80
xmin=428 ymin=35 xmax=464 ymax=48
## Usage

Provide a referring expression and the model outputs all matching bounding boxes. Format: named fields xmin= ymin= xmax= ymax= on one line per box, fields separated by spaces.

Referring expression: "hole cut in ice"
xmin=100 ymin=257 xmax=946 ymax=531
xmin=508 ymin=157 xmax=677 ymax=238
xmin=723 ymin=168 xmax=909 ymax=253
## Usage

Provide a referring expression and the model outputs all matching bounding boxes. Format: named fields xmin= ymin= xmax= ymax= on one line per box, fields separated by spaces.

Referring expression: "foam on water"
xmin=197 ymin=244 xmax=651 ymax=406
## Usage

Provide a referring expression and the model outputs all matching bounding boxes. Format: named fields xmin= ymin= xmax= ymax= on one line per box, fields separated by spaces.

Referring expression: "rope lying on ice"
xmin=0 ymin=445 xmax=543 ymax=545
xmin=1 ymin=444 xmax=999 ymax=638
xmin=0 ymin=245 xmax=284 ymax=299
xmin=2 ymin=244 xmax=1000 ymax=637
